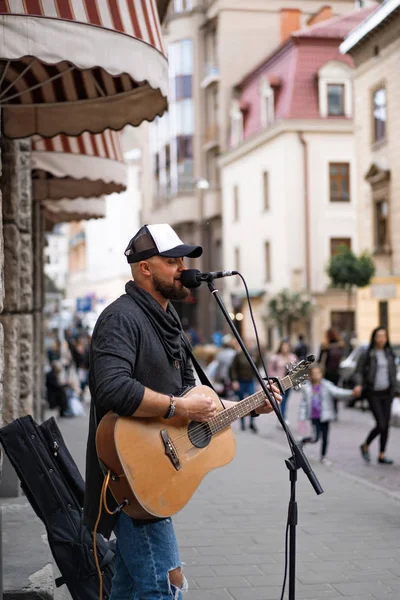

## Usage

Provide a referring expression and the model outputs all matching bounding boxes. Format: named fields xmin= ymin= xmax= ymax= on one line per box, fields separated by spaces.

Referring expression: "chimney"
xmin=280 ymin=8 xmax=301 ymax=43
xmin=307 ymin=6 xmax=332 ymax=27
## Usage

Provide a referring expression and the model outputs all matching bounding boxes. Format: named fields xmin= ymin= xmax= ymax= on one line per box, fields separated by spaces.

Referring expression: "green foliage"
xmin=267 ymin=289 xmax=314 ymax=335
xmin=327 ymin=245 xmax=375 ymax=290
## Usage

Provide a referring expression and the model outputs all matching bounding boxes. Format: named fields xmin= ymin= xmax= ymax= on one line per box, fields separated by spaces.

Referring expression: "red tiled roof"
xmin=293 ymin=5 xmax=378 ymax=39
xmin=236 ymin=6 xmax=378 ymax=142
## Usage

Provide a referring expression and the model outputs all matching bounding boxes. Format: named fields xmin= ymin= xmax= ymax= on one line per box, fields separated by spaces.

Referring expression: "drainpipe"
xmin=299 ymin=132 xmax=312 ymax=346
xmin=298 ymin=132 xmax=311 ymax=290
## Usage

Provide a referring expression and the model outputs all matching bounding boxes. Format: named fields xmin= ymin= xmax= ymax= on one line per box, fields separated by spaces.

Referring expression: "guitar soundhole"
xmin=187 ymin=421 xmax=212 ymax=448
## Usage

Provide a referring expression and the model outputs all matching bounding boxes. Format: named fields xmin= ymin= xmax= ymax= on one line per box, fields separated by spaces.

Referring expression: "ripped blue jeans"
xmin=109 ymin=511 xmax=187 ymax=600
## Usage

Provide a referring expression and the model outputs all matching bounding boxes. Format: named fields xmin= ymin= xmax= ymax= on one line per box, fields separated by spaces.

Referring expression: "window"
xmin=318 ymin=61 xmax=352 ymax=118
xmin=373 ymin=87 xmax=386 ymax=143
xmin=175 ymin=75 xmax=192 ymax=100
xmin=206 ymin=148 xmax=219 ymax=186
xmin=329 ymin=163 xmax=350 ymax=202
xmin=260 ymin=78 xmax=274 ymax=128
xmin=330 ymin=238 xmax=351 ymax=257
xmin=230 ymin=101 xmax=243 ymax=147
xmin=379 ymin=301 xmax=389 ymax=330
xmin=174 ymin=0 xmax=192 ymax=12
xmin=263 ymin=171 xmax=269 ymax=210
xmin=374 ymin=199 xmax=389 ymax=252
xmin=265 ymin=241 xmax=271 ymax=282
xmin=233 ymin=185 xmax=239 ymax=221
xmin=327 ymin=84 xmax=345 ymax=116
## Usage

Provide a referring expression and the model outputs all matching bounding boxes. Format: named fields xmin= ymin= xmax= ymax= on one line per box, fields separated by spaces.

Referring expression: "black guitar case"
xmin=0 ymin=415 xmax=114 ymax=600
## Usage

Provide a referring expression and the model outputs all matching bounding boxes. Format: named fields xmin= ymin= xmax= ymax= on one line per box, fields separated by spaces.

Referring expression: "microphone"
xmin=180 ymin=269 xmax=237 ymax=289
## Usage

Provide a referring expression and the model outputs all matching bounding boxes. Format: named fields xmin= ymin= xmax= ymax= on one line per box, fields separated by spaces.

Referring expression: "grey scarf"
xmin=125 ymin=280 xmax=185 ymax=365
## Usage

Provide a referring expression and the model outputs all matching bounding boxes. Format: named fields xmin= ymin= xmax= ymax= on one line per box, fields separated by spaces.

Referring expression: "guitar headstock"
xmin=286 ymin=355 xmax=315 ymax=390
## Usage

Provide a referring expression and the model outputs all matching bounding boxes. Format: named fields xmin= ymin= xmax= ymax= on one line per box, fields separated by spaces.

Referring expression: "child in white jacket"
xmin=299 ymin=364 xmax=359 ymax=464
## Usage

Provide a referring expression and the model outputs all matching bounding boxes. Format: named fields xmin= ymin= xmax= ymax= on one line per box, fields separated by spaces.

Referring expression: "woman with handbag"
xmin=355 ymin=326 xmax=398 ymax=465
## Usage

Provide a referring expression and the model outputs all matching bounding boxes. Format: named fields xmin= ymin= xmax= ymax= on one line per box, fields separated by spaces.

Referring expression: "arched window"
xmin=318 ymin=61 xmax=353 ymax=118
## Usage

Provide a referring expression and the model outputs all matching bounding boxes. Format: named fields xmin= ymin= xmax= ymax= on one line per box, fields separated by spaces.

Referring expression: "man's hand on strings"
xmin=254 ymin=382 xmax=282 ymax=415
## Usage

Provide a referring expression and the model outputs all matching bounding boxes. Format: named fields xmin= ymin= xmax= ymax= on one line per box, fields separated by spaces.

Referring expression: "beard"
xmin=152 ymin=273 xmax=189 ymax=301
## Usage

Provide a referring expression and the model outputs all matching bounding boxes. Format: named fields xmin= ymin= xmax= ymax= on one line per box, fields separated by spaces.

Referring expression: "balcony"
xmin=201 ymin=65 xmax=220 ymax=89
xmin=203 ymin=123 xmax=219 ymax=151
xmin=202 ymin=188 xmax=221 ymax=221
xmin=149 ymin=192 xmax=201 ymax=226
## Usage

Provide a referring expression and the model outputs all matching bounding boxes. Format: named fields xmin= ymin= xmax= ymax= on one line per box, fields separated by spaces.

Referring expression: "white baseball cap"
xmin=124 ymin=224 xmax=202 ymax=264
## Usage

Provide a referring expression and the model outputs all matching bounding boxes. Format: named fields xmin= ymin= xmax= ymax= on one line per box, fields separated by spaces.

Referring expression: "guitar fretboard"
xmin=208 ymin=374 xmax=292 ymax=435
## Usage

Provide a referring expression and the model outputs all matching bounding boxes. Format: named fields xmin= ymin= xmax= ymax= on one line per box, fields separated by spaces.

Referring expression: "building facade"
xmin=66 ymin=143 xmax=142 ymax=312
xmin=140 ymin=0 xmax=358 ymax=341
xmin=341 ymin=0 xmax=400 ymax=344
xmin=220 ymin=7 xmax=376 ymax=350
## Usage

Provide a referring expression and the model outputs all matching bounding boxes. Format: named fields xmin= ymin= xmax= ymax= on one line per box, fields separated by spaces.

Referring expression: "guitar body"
xmin=96 ymin=385 xmax=236 ymax=519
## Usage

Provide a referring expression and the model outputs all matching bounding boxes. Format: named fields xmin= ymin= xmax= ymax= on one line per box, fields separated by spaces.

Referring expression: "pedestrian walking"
xmin=83 ymin=223 xmax=282 ymax=600
xmin=45 ymin=361 xmax=72 ymax=418
xmin=268 ymin=340 xmax=297 ymax=424
xmin=355 ymin=326 xmax=398 ymax=465
xmin=230 ymin=343 xmax=259 ymax=433
xmin=318 ymin=327 xmax=345 ymax=419
xmin=209 ymin=334 xmax=237 ymax=398
xmin=299 ymin=364 xmax=358 ymax=464
xmin=294 ymin=334 xmax=308 ymax=362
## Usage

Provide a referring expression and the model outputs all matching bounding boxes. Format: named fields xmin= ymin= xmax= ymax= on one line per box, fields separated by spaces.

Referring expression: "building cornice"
xmin=219 ymin=119 xmax=354 ymax=168
xmin=340 ymin=0 xmax=400 ymax=54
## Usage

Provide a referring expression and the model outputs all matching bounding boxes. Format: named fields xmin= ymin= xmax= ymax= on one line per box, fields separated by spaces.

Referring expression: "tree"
xmin=267 ymin=289 xmax=314 ymax=337
xmin=327 ymin=245 xmax=375 ymax=310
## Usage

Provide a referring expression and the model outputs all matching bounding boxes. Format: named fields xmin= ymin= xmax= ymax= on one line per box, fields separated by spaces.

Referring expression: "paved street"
xmin=56 ymin=397 xmax=400 ymax=600
xmin=259 ymin=391 xmax=400 ymax=497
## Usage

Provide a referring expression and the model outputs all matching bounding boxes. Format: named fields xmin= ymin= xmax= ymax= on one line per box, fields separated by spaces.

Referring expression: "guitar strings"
xmin=170 ymin=379 xmax=288 ymax=447
xmin=172 ymin=398 xmax=265 ymax=454
xmin=170 ymin=392 xmax=265 ymax=446
xmin=170 ymin=371 xmax=308 ymax=454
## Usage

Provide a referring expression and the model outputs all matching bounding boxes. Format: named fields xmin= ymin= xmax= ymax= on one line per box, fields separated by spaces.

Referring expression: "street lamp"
xmin=195 ymin=177 xmax=212 ymax=338
xmin=195 ymin=177 xmax=210 ymax=192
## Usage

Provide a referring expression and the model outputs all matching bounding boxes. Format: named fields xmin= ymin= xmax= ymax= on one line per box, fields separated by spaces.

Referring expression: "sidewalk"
xmin=54 ymin=407 xmax=400 ymax=599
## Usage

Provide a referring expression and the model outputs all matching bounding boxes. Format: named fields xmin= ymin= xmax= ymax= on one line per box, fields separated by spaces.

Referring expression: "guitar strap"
xmin=181 ymin=335 xmax=226 ymax=409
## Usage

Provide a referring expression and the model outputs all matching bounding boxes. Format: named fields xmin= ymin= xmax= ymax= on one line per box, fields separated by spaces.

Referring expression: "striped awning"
xmin=0 ymin=0 xmax=168 ymax=138
xmin=32 ymin=130 xmax=127 ymax=201
xmin=43 ymin=197 xmax=106 ymax=228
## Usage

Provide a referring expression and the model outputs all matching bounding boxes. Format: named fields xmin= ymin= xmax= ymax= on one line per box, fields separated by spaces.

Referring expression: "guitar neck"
xmin=209 ymin=374 xmax=293 ymax=435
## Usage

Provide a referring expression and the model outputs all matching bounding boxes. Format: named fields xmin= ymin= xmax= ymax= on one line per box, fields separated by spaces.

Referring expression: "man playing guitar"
xmin=83 ymin=224 xmax=282 ymax=600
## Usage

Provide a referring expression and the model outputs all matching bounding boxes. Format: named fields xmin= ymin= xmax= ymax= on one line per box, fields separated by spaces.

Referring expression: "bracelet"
xmin=163 ymin=394 xmax=176 ymax=419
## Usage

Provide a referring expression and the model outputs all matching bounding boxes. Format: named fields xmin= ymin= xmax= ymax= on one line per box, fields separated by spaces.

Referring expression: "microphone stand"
xmin=204 ymin=276 xmax=323 ymax=600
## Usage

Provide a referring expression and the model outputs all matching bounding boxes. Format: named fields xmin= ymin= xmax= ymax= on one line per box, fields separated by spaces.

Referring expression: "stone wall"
xmin=0 ymin=137 xmax=45 ymax=496
xmin=1 ymin=138 xmax=33 ymax=425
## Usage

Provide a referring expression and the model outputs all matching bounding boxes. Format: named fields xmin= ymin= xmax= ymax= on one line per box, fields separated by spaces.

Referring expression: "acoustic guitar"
xmin=96 ymin=356 xmax=314 ymax=520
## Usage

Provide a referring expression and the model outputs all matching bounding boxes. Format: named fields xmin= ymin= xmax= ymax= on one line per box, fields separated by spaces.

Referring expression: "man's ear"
xmin=139 ymin=260 xmax=151 ymax=277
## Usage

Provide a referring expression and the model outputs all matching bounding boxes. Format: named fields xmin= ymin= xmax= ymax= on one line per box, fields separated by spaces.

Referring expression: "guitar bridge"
xmin=160 ymin=430 xmax=182 ymax=471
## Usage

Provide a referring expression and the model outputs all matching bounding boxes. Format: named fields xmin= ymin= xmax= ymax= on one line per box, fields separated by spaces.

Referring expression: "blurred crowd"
xmin=44 ymin=316 xmax=398 ymax=467
xmin=191 ymin=329 xmax=318 ymax=433
xmin=45 ymin=316 xmax=91 ymax=418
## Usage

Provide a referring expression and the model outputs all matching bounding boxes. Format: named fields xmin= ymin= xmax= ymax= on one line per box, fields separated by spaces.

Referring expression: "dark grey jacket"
xmin=354 ymin=347 xmax=398 ymax=397
xmin=83 ymin=292 xmax=195 ymax=538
